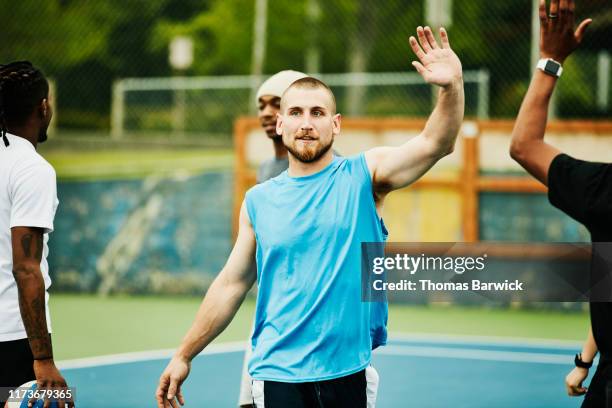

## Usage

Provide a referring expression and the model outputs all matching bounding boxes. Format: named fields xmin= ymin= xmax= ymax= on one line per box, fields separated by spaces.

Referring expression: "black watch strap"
xmin=575 ymin=353 xmax=593 ymax=369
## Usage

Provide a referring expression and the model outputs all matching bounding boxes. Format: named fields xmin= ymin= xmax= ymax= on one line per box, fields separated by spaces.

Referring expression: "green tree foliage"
xmin=1 ymin=0 xmax=609 ymax=129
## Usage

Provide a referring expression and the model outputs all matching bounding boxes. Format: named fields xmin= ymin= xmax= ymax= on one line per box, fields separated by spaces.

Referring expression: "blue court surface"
xmin=59 ymin=334 xmax=591 ymax=407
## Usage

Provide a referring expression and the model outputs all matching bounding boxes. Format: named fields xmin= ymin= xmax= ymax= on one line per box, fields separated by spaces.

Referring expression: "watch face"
xmin=544 ymin=60 xmax=560 ymax=75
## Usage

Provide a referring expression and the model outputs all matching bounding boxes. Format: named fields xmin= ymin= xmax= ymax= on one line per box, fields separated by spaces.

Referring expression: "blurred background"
xmin=2 ymin=1 xmax=611 ymax=405
xmin=1 ymin=0 xmax=608 ymax=294
xmin=3 ymin=0 xmax=611 ymax=133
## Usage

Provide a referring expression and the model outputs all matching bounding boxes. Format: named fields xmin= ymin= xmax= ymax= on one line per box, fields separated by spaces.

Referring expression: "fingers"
xmin=548 ymin=0 xmax=561 ymax=31
xmin=157 ymin=376 xmax=170 ymax=408
xmin=559 ymin=0 xmax=574 ymax=30
xmin=177 ymin=388 xmax=185 ymax=406
xmin=575 ymin=18 xmax=593 ymax=43
xmin=539 ymin=0 xmax=548 ymax=25
xmin=169 ymin=386 xmax=184 ymax=408
xmin=549 ymin=0 xmax=559 ymax=15
xmin=410 ymin=26 xmax=440 ymax=61
xmin=409 ymin=36 xmax=426 ymax=61
xmin=439 ymin=27 xmax=450 ymax=49
xmin=156 ymin=388 xmax=165 ymax=408
xmin=416 ymin=26 xmax=432 ymax=52
xmin=568 ymin=384 xmax=587 ymax=396
xmin=167 ymin=377 xmax=179 ymax=401
xmin=29 ymin=381 xmax=43 ymax=408
xmin=424 ymin=26 xmax=439 ymax=49
xmin=57 ymin=378 xmax=68 ymax=408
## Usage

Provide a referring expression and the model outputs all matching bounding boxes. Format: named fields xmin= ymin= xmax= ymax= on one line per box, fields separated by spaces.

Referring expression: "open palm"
xmin=410 ymin=26 xmax=462 ymax=87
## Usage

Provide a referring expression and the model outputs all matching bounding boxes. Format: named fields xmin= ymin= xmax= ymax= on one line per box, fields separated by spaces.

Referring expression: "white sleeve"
xmin=10 ymin=162 xmax=58 ymax=233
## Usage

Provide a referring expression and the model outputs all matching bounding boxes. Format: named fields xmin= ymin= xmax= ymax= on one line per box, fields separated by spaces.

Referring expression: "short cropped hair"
xmin=0 ymin=61 xmax=49 ymax=146
xmin=280 ymin=77 xmax=337 ymax=114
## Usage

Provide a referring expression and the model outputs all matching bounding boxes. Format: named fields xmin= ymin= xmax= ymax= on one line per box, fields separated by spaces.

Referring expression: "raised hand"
xmin=539 ymin=0 xmax=592 ymax=63
xmin=409 ymin=26 xmax=462 ymax=88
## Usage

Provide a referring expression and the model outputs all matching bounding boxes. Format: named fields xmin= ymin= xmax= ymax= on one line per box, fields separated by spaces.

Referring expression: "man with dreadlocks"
xmin=0 ymin=61 xmax=73 ymax=407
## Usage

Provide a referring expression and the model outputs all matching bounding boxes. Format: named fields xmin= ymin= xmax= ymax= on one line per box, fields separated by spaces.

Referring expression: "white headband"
xmin=256 ymin=70 xmax=308 ymax=103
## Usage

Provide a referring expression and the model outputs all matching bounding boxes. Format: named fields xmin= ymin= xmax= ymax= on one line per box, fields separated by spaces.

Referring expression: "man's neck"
xmin=7 ymin=126 xmax=38 ymax=149
xmin=287 ymin=150 xmax=334 ymax=178
xmin=272 ymin=138 xmax=288 ymax=159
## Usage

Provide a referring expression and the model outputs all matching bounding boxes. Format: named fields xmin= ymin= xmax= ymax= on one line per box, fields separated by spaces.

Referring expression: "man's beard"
xmin=37 ymin=126 xmax=48 ymax=143
xmin=284 ymin=136 xmax=333 ymax=163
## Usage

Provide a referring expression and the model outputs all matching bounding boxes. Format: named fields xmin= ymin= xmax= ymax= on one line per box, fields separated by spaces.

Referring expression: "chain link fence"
xmin=1 ymin=0 xmax=609 ymax=136
xmin=111 ymin=71 xmax=490 ymax=141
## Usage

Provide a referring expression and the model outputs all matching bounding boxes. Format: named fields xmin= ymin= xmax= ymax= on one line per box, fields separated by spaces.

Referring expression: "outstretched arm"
xmin=509 ymin=0 xmax=592 ymax=185
xmin=365 ymin=26 xmax=464 ymax=196
xmin=156 ymin=201 xmax=257 ymax=408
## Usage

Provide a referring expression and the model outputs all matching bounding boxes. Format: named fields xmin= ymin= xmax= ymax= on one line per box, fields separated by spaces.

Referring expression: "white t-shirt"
xmin=0 ymin=133 xmax=58 ymax=341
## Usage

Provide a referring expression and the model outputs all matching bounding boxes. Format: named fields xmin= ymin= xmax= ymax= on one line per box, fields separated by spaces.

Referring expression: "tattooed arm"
xmin=11 ymin=226 xmax=73 ymax=407
xmin=11 ymin=227 xmax=50 ymax=358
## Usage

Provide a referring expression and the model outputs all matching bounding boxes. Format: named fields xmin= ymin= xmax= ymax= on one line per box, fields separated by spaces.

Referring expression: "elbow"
xmin=443 ymin=142 xmax=455 ymax=157
xmin=12 ymin=261 xmax=42 ymax=283
xmin=509 ymin=139 xmax=525 ymax=163
xmin=433 ymin=140 xmax=455 ymax=159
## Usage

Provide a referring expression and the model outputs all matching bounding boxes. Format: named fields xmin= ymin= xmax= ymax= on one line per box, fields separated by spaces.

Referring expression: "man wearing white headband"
xmin=236 ymin=70 xmax=309 ymax=407
xmin=236 ymin=70 xmax=308 ymax=407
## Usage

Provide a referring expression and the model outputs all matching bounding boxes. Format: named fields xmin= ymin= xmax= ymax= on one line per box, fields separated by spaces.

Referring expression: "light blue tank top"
xmin=245 ymin=154 xmax=387 ymax=382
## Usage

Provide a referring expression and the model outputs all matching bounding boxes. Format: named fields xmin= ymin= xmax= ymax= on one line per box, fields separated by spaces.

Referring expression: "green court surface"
xmin=49 ymin=294 xmax=590 ymax=360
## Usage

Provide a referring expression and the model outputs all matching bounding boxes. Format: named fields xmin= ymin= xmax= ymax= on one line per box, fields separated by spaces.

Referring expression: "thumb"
xmin=412 ymin=61 xmax=427 ymax=75
xmin=575 ymin=18 xmax=592 ymax=43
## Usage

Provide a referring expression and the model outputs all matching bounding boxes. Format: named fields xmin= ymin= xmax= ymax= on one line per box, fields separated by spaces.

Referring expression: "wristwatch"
xmin=574 ymin=353 xmax=593 ymax=369
xmin=537 ymin=58 xmax=563 ymax=78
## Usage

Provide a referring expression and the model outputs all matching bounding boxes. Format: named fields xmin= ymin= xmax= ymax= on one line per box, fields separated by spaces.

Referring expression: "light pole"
xmin=250 ymin=0 xmax=268 ymax=114
xmin=169 ymin=36 xmax=194 ymax=137
xmin=425 ymin=0 xmax=453 ymax=109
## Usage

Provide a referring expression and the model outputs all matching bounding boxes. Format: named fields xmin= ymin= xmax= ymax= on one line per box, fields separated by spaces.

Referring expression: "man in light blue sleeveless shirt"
xmin=157 ymin=26 xmax=464 ymax=408
xmin=239 ymin=70 xmax=386 ymax=408
xmin=246 ymin=153 xmax=386 ymax=382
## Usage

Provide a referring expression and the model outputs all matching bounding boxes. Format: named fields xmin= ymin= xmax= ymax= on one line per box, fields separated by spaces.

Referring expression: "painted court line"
xmin=59 ymin=335 xmax=589 ymax=370
xmin=58 ymin=341 xmax=246 ymax=370
xmin=388 ymin=332 xmax=583 ymax=349
xmin=375 ymin=344 xmax=585 ymax=365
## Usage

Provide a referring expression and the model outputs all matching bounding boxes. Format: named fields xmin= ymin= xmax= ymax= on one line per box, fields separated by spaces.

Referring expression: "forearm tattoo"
xmin=14 ymin=231 xmax=53 ymax=359
xmin=20 ymin=233 xmax=43 ymax=260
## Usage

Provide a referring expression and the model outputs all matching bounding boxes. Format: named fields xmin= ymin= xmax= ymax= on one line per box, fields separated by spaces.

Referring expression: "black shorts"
xmin=252 ymin=369 xmax=367 ymax=408
xmin=0 ymin=338 xmax=36 ymax=403
xmin=582 ymin=359 xmax=612 ymax=408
